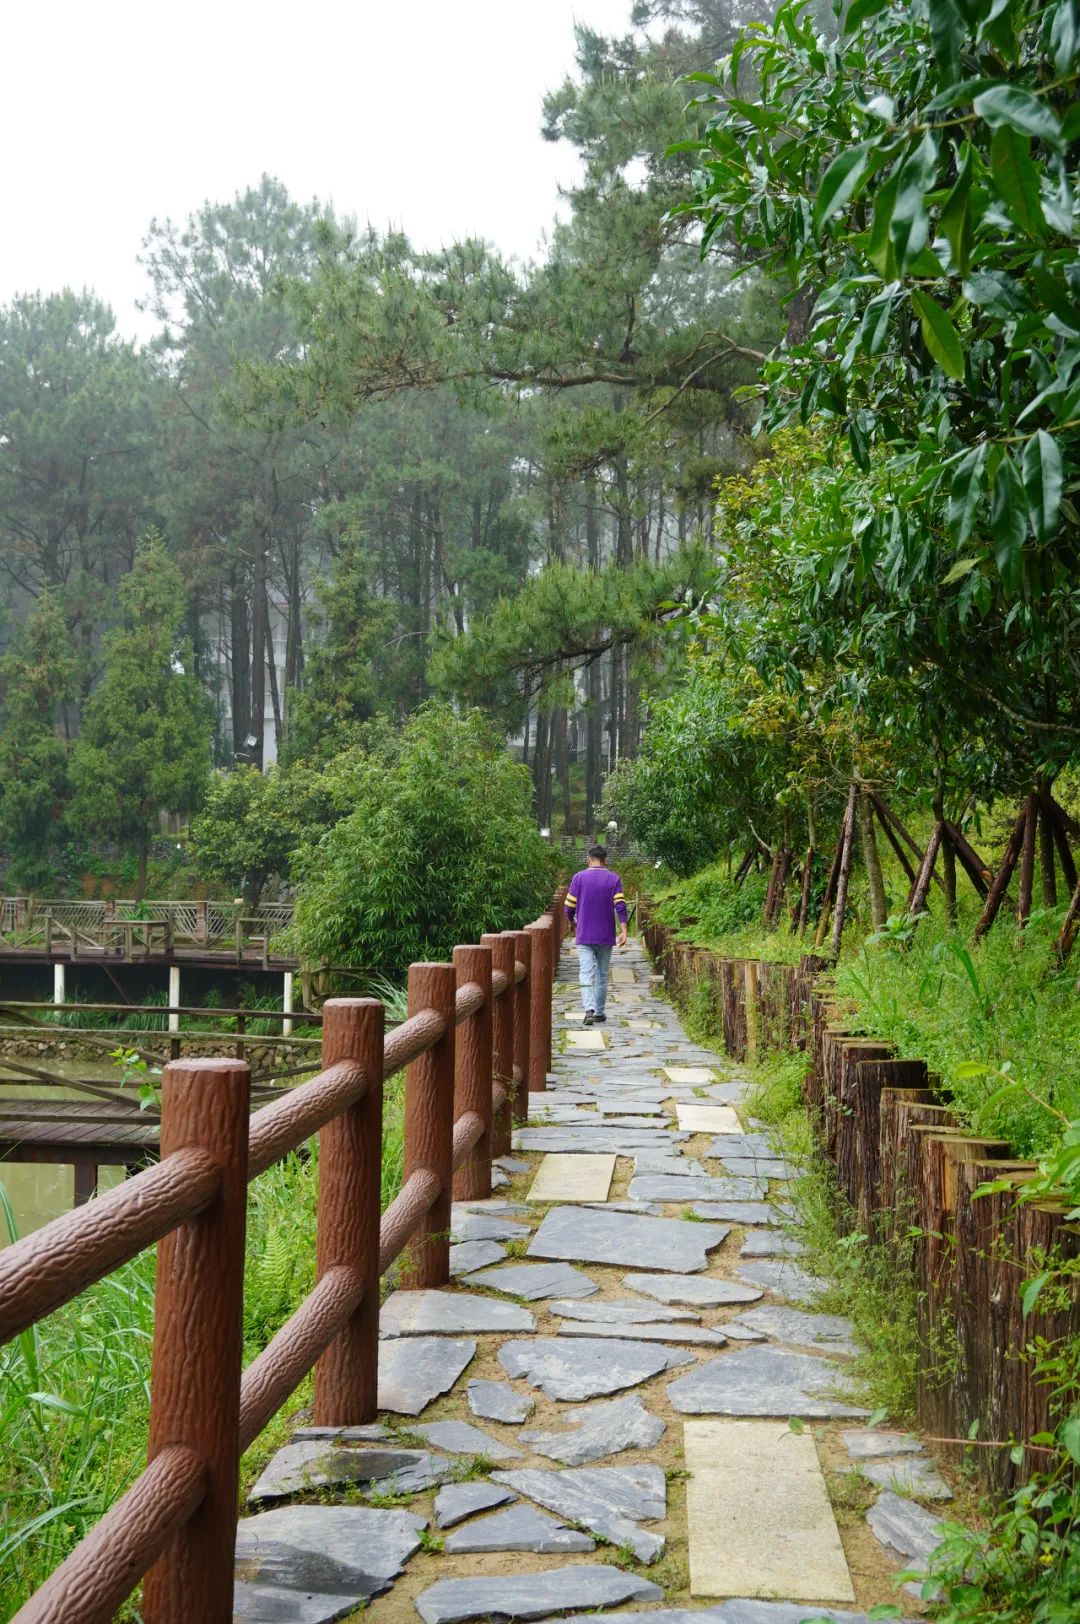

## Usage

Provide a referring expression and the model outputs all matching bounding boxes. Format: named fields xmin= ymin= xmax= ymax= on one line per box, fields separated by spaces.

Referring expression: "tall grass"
xmin=0 ymin=978 xmax=411 ymax=1618
xmin=836 ymin=909 xmax=1080 ymax=1155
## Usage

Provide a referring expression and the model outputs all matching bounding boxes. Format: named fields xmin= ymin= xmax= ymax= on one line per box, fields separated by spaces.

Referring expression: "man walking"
xmin=564 ymin=845 xmax=628 ymax=1025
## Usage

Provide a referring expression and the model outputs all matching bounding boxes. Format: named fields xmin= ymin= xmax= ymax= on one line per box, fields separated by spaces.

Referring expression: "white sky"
xmin=4 ymin=0 xmax=636 ymax=343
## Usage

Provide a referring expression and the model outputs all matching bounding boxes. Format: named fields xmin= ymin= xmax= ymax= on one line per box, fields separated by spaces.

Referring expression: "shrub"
xmin=290 ymin=704 xmax=558 ymax=979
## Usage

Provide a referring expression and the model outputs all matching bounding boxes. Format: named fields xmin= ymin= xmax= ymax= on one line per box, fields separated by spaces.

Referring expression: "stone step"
xmin=684 ymin=1419 xmax=855 ymax=1604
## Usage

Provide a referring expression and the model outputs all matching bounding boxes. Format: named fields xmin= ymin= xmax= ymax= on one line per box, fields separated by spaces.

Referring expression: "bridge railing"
xmin=0 ymin=899 xmax=294 ymax=956
xmin=0 ymin=890 xmax=566 ymax=1624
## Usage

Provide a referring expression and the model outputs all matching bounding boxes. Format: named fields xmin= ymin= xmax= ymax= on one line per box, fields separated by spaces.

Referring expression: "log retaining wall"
xmin=641 ymin=914 xmax=1080 ymax=1492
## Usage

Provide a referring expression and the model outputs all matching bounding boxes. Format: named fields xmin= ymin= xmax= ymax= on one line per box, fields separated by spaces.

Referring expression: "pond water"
xmin=0 ymin=1058 xmax=135 ymax=1244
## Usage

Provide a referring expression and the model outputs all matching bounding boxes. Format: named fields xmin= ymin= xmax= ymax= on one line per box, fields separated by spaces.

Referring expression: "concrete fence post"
xmin=509 ymin=930 xmax=532 ymax=1124
xmin=525 ymin=921 xmax=551 ymax=1093
xmin=484 ymin=933 xmax=516 ymax=1158
xmin=142 ymin=1059 xmax=250 ymax=1624
xmin=401 ymin=963 xmax=457 ymax=1288
xmin=313 ymin=999 xmax=384 ymax=1425
xmin=452 ymin=945 xmax=493 ymax=1202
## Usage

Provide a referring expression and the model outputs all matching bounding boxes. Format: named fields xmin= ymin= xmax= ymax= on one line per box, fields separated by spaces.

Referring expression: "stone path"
xmin=237 ymin=941 xmax=946 ymax=1621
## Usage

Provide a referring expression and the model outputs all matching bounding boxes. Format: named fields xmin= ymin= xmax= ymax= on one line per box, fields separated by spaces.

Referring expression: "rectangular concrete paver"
xmin=528 ymin=1153 xmax=616 ymax=1203
xmin=567 ymin=1030 xmax=607 ymax=1051
xmin=664 ymin=1066 xmax=715 ymax=1083
xmin=676 ymin=1103 xmax=742 ymax=1134
xmin=684 ymin=1419 xmax=854 ymax=1604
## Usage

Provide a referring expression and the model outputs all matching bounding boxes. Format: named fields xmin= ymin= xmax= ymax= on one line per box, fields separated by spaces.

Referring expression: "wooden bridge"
xmin=0 ymin=898 xmax=296 ymax=969
xmin=0 ymin=893 xmax=564 ymax=1624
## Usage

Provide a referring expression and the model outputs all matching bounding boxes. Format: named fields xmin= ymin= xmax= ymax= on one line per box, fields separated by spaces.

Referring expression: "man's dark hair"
xmin=587 ymin=844 xmax=607 ymax=861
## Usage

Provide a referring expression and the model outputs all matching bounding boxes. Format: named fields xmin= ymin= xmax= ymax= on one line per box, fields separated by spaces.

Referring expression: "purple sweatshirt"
xmin=565 ymin=867 xmax=628 ymax=946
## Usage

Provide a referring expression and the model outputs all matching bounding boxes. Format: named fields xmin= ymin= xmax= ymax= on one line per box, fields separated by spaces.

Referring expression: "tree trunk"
xmin=830 ymin=786 xmax=858 ymax=958
xmin=815 ymin=789 xmax=855 ymax=949
xmin=795 ymin=848 xmax=815 ymax=936
xmin=857 ymin=789 xmax=888 ymax=930
xmin=136 ymin=842 xmax=149 ymax=903
xmin=264 ymin=590 xmax=282 ymax=756
xmin=229 ymin=575 xmax=250 ymax=759
xmin=1038 ymin=782 xmax=1058 ymax=908
xmin=608 ymin=646 xmax=623 ymax=771
xmin=1054 ymin=878 xmax=1080 ymax=964
xmin=248 ymin=541 xmax=267 ymax=770
xmin=1016 ymin=791 xmax=1038 ymax=926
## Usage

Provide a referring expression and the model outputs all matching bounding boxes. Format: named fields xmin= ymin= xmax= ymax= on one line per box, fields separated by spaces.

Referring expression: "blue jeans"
xmin=578 ymin=943 xmax=613 ymax=1014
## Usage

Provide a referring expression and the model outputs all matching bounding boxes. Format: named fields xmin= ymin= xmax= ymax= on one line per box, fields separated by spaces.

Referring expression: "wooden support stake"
xmin=525 ymin=921 xmax=551 ymax=1093
xmin=313 ymin=999 xmax=384 ymax=1426
xmin=1047 ymin=798 xmax=1078 ymax=894
xmin=907 ymin=820 xmax=943 ymax=917
xmin=942 ymin=820 xmax=992 ymax=897
xmin=142 ymin=1059 xmax=250 ymax=1624
xmin=484 ymin=934 xmax=516 ymax=1158
xmin=974 ymin=804 xmax=1028 ymax=941
xmin=794 ymin=847 xmax=814 ymax=937
xmin=871 ymin=797 xmax=918 ymax=888
xmin=451 ymin=945 xmax=493 ymax=1203
xmin=400 ymin=963 xmax=456 ymax=1289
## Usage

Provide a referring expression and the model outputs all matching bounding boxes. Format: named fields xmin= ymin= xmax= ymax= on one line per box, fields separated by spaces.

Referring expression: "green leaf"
xmin=1022 ymin=429 xmax=1064 ymax=542
xmin=1050 ymin=0 xmax=1080 ymax=74
xmin=1020 ymin=1271 xmax=1051 ymax=1317
xmin=947 ymin=445 xmax=987 ymax=544
xmin=845 ymin=0 xmax=890 ymax=28
xmin=942 ymin=557 xmax=979 ymax=584
xmin=973 ymin=85 xmax=1064 ymax=150
xmin=963 ymin=271 xmax=1030 ymax=319
xmin=991 ymin=453 xmax=1027 ymax=590
xmin=938 ymin=144 xmax=973 ymax=275
xmin=891 ymin=136 xmax=939 ymax=273
xmin=911 ymin=290 xmax=965 ymax=379
xmin=1060 ymin=1414 xmax=1080 ymax=1464
xmin=867 ymin=171 xmax=901 ymax=278
xmin=814 ymin=143 xmax=873 ymax=228
xmin=928 ymin=0 xmax=967 ymax=81
xmin=989 ymin=126 xmax=1046 ymax=237
xmin=1030 ymin=268 xmax=1080 ymax=335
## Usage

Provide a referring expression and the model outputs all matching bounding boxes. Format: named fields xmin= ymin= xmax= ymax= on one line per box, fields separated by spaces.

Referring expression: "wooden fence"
xmin=0 ymin=892 xmax=565 ymax=1624
xmin=641 ymin=914 xmax=1080 ymax=1493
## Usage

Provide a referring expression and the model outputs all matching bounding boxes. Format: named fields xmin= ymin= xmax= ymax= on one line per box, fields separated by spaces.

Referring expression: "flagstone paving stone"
xmin=443 ymin=1503 xmax=596 ymax=1554
xmin=668 ymin=1345 xmax=869 ymax=1419
xmin=692 ymin=1200 xmax=785 ymax=1225
xmin=630 ymin=1172 xmax=764 ymax=1202
xmin=380 ymin=1291 xmax=535 ymax=1338
xmin=740 ymin=1231 xmax=809 ymax=1259
xmin=491 ymin=1463 xmax=667 ymax=1561
xmin=556 ymin=1318 xmax=727 ymax=1346
xmin=735 ymin=1260 xmax=829 ymax=1300
xmin=534 ymin=1604 xmax=916 ymax=1623
xmin=856 ymin=1456 xmax=953 ymax=1499
xmin=377 ymin=1336 xmax=476 ymax=1415
xmin=449 ymin=1209 xmax=532 ymax=1242
xmin=547 ymin=1297 xmax=700 ymax=1324
xmin=234 ymin=1504 xmax=426 ymax=1615
xmin=724 ymin=1157 xmax=802 ymax=1181
xmin=499 ymin=1334 xmax=692 ymax=1400
xmin=414 ymin=1565 xmax=662 ymax=1623
xmin=866 ymin=1490 xmax=947 ymax=1568
xmin=843 ymin=1429 xmax=922 ymax=1459
xmin=624 ymin=1272 xmax=764 ymax=1307
xmin=248 ymin=1443 xmax=454 ymax=1503
xmin=467 ymin=1379 xmax=535 ymax=1423
xmin=726 ymin=1304 xmax=856 ymax=1353
xmin=466 ymin=1261 xmax=598 ymax=1300
xmin=527 ymin=1203 xmax=729 ymax=1273
xmin=519 ymin=1395 xmax=665 ymax=1465
xmin=434 ymin=1480 xmax=517 ymax=1527
xmin=447 ymin=1239 xmax=507 ymax=1276
xmin=410 ymin=1419 xmax=522 ymax=1461
xmin=684 ymin=1419 xmax=855 ymax=1603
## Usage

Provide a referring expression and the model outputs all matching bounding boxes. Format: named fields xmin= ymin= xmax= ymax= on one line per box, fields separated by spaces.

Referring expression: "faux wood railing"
xmin=0 ymin=892 xmax=565 ymax=1624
